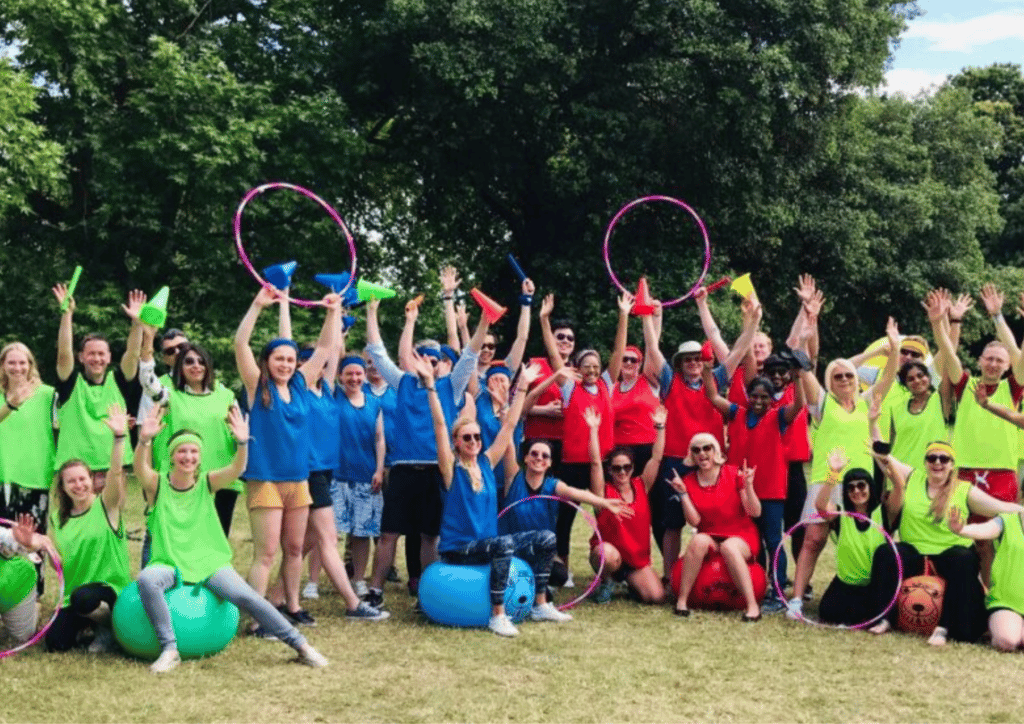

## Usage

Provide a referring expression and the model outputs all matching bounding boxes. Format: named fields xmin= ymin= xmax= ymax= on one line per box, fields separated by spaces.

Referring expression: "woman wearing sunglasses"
xmin=667 ymin=433 xmax=760 ymax=619
xmin=417 ymin=356 xmax=567 ymax=637
xmin=787 ymin=317 xmax=900 ymax=619
xmin=584 ymin=405 xmax=666 ymax=604
xmin=813 ymin=446 xmax=895 ymax=626
xmin=866 ymin=441 xmax=1024 ymax=644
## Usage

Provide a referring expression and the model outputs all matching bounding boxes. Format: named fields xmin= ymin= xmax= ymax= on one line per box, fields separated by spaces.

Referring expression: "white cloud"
xmin=882 ymin=68 xmax=949 ymax=96
xmin=904 ymin=9 xmax=1024 ymax=52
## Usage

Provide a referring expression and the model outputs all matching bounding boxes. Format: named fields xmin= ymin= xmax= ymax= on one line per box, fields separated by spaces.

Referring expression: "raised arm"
xmin=53 ymin=283 xmax=75 ymax=382
xmin=397 ymin=297 xmax=419 ymax=372
xmin=722 ymin=300 xmax=762 ymax=377
xmin=414 ymin=352 xmax=454 ymax=487
xmin=137 ymin=325 xmax=170 ymax=405
xmin=701 ymin=363 xmax=733 ymax=418
xmin=120 ymin=289 xmax=146 ymax=380
xmin=299 ymin=294 xmax=342 ymax=389
xmin=538 ymin=293 xmax=564 ymax=372
xmin=132 ymin=404 xmax=165 ymax=502
xmin=642 ymin=305 xmax=666 ymax=383
xmin=781 ymin=368 xmax=807 ymax=424
xmin=503 ymin=278 xmax=534 ymax=371
xmin=101 ymin=404 xmax=130 ymax=515
xmin=947 ymin=508 xmax=1005 ymax=542
xmin=208 ymin=405 xmax=249 ymax=492
xmin=640 ymin=406 xmax=667 ymax=491
xmin=606 ymin=292 xmax=633 ymax=383
xmin=667 ymin=469 xmax=700 ymax=527
xmin=585 ymin=406 xmax=605 ymax=497
xmin=738 ymin=460 xmax=761 ymax=518
xmin=522 ymin=366 xmax=571 ymax=415
xmin=923 ymin=290 xmax=963 ymax=384
xmin=814 ymin=448 xmax=847 ymax=517
xmin=440 ymin=266 xmax=462 ymax=353
xmin=234 ymin=287 xmax=280 ymax=398
xmin=484 ymin=364 xmax=539 ymax=469
xmin=277 ymin=287 xmax=292 ymax=339
xmin=981 ymin=283 xmax=1024 ymax=382
xmin=864 ymin=317 xmax=900 ymax=401
xmin=694 ymin=288 xmax=729 ymax=363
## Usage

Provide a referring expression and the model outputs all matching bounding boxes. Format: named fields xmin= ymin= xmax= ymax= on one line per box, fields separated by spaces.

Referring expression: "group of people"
xmin=3 ymin=266 xmax=1024 ymax=669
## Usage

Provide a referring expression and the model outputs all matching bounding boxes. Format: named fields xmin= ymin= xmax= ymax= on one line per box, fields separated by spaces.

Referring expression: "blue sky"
xmin=885 ymin=0 xmax=1024 ymax=95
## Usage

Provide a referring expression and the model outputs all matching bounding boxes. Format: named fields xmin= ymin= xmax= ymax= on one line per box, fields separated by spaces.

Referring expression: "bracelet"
xmin=441 ymin=294 xmax=454 ymax=302
xmin=425 ymin=387 xmax=437 ymax=393
xmin=113 ymin=434 xmax=126 ymax=440
xmin=235 ymin=439 xmax=249 ymax=445
xmin=872 ymin=440 xmax=892 ymax=455
xmin=653 ymin=424 xmax=665 ymax=430
xmin=992 ymin=313 xmax=1004 ymax=322
xmin=519 ymin=294 xmax=533 ymax=306
xmin=4 ymin=401 xmax=18 ymax=412
xmin=140 ymin=439 xmax=153 ymax=446
xmin=949 ymin=318 xmax=963 ymax=324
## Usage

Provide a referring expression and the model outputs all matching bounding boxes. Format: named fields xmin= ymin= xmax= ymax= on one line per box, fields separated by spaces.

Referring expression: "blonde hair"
xmin=0 ymin=342 xmax=41 ymax=392
xmin=683 ymin=433 xmax=726 ymax=467
xmin=823 ymin=358 xmax=858 ymax=397
xmin=923 ymin=442 xmax=958 ymax=523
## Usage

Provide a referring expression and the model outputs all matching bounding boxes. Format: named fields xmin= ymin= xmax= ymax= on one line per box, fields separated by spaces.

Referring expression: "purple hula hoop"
xmin=602 ymin=195 xmax=711 ymax=308
xmin=497 ymin=495 xmax=604 ymax=611
xmin=773 ymin=511 xmax=902 ymax=629
xmin=233 ymin=182 xmax=357 ymax=307
xmin=0 ymin=518 xmax=64 ymax=659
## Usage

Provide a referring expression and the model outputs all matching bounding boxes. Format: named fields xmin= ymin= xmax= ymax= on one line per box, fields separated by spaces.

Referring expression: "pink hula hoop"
xmin=497 ymin=495 xmax=604 ymax=611
xmin=602 ymin=195 xmax=711 ymax=308
xmin=773 ymin=511 xmax=902 ymax=629
xmin=233 ymin=182 xmax=357 ymax=307
xmin=0 ymin=518 xmax=64 ymax=659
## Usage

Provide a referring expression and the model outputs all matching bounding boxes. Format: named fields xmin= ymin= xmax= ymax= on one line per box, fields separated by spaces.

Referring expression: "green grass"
xmin=4 ymin=477 xmax=1024 ymax=723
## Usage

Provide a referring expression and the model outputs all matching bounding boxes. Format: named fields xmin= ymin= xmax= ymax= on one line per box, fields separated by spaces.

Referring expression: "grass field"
xmin=3 ymin=477 xmax=1023 ymax=724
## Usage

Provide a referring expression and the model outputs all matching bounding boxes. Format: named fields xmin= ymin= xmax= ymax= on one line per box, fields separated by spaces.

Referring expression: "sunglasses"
xmin=182 ymin=356 xmax=206 ymax=367
xmin=459 ymin=433 xmax=482 ymax=443
xmin=925 ymin=454 xmax=952 ymax=464
xmin=528 ymin=450 xmax=551 ymax=460
xmin=622 ymin=356 xmax=640 ymax=364
xmin=832 ymin=372 xmax=855 ymax=381
xmin=162 ymin=343 xmax=187 ymax=356
xmin=690 ymin=444 xmax=715 ymax=454
xmin=900 ymin=349 xmax=924 ymax=359
xmin=680 ymin=356 xmax=702 ymax=364
xmin=481 ymin=343 xmax=496 ymax=351
xmin=846 ymin=481 xmax=869 ymax=492
xmin=555 ymin=333 xmax=574 ymax=342
xmin=609 ymin=463 xmax=633 ymax=474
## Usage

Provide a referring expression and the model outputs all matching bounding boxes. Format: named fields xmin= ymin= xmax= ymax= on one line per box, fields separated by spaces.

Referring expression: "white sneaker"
xmin=784 ymin=598 xmax=803 ymax=621
xmin=488 ymin=613 xmax=519 ymax=637
xmin=87 ymin=626 xmax=115 ymax=653
xmin=562 ymin=572 xmax=575 ymax=588
xmin=530 ymin=602 xmax=573 ymax=623
xmin=297 ymin=643 xmax=329 ymax=668
xmin=353 ymin=580 xmax=369 ymax=598
xmin=301 ymin=582 xmax=320 ymax=600
xmin=150 ymin=648 xmax=181 ymax=674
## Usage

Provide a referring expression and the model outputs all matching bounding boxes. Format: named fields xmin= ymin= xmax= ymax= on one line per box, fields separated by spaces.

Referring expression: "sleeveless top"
xmin=591 ymin=477 xmax=652 ymax=568
xmin=835 ymin=506 xmax=886 ymax=586
xmin=898 ymin=469 xmax=971 ymax=556
xmin=499 ymin=471 xmax=559 ymax=535
xmin=335 ymin=391 xmax=382 ymax=483
xmin=306 ymin=385 xmax=341 ymax=472
xmin=889 ymin=392 xmax=949 ymax=468
xmin=726 ymin=406 xmax=788 ymax=500
xmin=561 ymin=379 xmax=613 ymax=464
xmin=611 ymin=377 xmax=658 ymax=446
xmin=810 ymin=395 xmax=871 ymax=484
xmin=147 ymin=472 xmax=233 ymax=583
xmin=56 ymin=371 xmax=134 ymax=469
xmin=439 ymin=454 xmax=498 ymax=552
xmin=165 ymin=383 xmax=240 ymax=491
xmin=0 ymin=384 xmax=56 ymax=489
xmin=50 ymin=498 xmax=130 ymax=606
xmin=663 ymin=375 xmax=724 ymax=458
xmin=953 ymin=376 xmax=1019 ymax=470
xmin=988 ymin=513 xmax=1024 ymax=615
xmin=243 ymin=374 xmax=311 ymax=481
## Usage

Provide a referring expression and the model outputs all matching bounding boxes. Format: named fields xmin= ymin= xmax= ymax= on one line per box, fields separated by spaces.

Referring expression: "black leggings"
xmin=214 ymin=488 xmax=239 ymax=536
xmin=554 ymin=462 xmax=591 ymax=559
xmin=783 ymin=461 xmax=807 ymax=561
xmin=45 ymin=583 xmax=118 ymax=652
xmin=869 ymin=542 xmax=986 ymax=642
xmin=818 ymin=577 xmax=875 ymax=626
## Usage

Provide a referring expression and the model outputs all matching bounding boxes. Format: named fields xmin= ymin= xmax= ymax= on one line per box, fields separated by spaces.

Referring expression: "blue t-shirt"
xmin=498 ymin=471 xmax=559 ymax=535
xmin=307 ymin=385 xmax=341 ymax=472
xmin=439 ymin=454 xmax=498 ymax=552
xmin=335 ymin=391 xmax=382 ymax=483
xmin=243 ymin=374 xmax=311 ymax=481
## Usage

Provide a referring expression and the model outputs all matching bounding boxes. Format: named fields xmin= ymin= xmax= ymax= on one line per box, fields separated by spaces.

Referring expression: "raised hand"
xmin=539 ymin=293 xmax=555 ymax=319
xmin=518 ymin=362 xmax=542 ymax=387
xmin=52 ymin=283 xmax=75 ymax=313
xmin=650 ymin=405 xmax=667 ymax=427
xmin=826 ymin=447 xmax=849 ymax=474
xmin=226 ymin=404 xmax=250 ymax=443
xmin=582 ymin=406 xmax=601 ymax=429
xmin=139 ymin=404 xmax=166 ymax=443
xmin=949 ymin=293 xmax=974 ymax=320
xmin=103 ymin=403 xmax=129 ymax=437
xmin=521 ymin=278 xmax=535 ymax=296
xmin=793 ymin=274 xmax=816 ymax=304
xmin=255 ymin=285 xmax=282 ymax=308
xmin=921 ymin=289 xmax=947 ymax=324
xmin=617 ymin=291 xmax=635 ymax=314
xmin=980 ymin=283 xmax=1004 ymax=316
xmin=122 ymin=290 xmax=147 ymax=321
xmin=885 ymin=316 xmax=900 ymax=350
xmin=739 ymin=459 xmax=756 ymax=487
xmin=408 ymin=351 xmax=436 ymax=383
xmin=440 ymin=265 xmax=461 ymax=295
xmin=804 ymin=289 xmax=824 ymax=319
xmin=603 ymin=498 xmax=636 ymax=520
xmin=973 ymin=381 xmax=990 ymax=408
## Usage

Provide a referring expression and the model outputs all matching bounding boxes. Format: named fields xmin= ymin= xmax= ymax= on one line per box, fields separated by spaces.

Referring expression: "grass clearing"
xmin=3 ymin=477 xmax=1022 ymax=723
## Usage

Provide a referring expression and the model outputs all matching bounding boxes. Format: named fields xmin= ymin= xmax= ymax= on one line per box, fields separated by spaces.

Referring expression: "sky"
xmin=884 ymin=0 xmax=1024 ymax=96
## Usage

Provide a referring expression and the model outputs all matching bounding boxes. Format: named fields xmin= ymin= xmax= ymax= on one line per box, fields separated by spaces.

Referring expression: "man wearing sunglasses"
xmin=932 ymin=283 xmax=1024 ymax=585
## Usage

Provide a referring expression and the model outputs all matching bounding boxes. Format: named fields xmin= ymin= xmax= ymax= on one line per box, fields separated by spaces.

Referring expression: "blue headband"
xmin=416 ymin=347 xmax=441 ymax=361
xmin=263 ymin=338 xmax=299 ymax=357
xmin=485 ymin=364 xmax=513 ymax=381
xmin=440 ymin=345 xmax=459 ymax=364
xmin=339 ymin=355 xmax=366 ymax=371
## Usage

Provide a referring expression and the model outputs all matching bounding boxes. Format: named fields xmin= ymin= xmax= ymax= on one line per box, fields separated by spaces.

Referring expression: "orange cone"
xmin=632 ymin=277 xmax=655 ymax=316
xmin=470 ymin=288 xmax=507 ymax=324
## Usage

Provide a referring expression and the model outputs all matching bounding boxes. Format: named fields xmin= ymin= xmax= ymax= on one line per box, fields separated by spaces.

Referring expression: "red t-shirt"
xmin=590 ymin=477 xmax=651 ymax=568
xmin=561 ymin=379 xmax=613 ymax=464
xmin=523 ymin=357 xmax=564 ymax=440
xmin=684 ymin=465 xmax=759 ymax=556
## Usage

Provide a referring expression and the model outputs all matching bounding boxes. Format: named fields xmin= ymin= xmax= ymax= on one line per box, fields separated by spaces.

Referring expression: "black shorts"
xmin=308 ymin=470 xmax=334 ymax=510
xmin=381 ymin=464 xmax=442 ymax=537
xmin=611 ymin=562 xmax=639 ymax=583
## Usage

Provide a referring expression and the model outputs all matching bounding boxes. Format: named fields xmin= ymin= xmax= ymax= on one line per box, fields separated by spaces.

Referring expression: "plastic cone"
xmin=262 ymin=261 xmax=298 ymax=290
xmin=140 ymin=286 xmax=170 ymax=328
xmin=314 ymin=272 xmax=352 ymax=294
xmin=342 ymin=286 xmax=363 ymax=309
xmin=730 ymin=273 xmax=758 ymax=302
xmin=356 ymin=278 xmax=396 ymax=302
xmin=632 ymin=277 xmax=655 ymax=316
xmin=470 ymin=288 xmax=507 ymax=324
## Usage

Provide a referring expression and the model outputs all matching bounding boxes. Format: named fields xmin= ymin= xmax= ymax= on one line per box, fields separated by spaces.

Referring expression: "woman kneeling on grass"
xmin=133 ymin=405 xmax=328 ymax=672
xmin=416 ymin=355 xmax=568 ymax=638
xmin=584 ymin=406 xmax=666 ymax=605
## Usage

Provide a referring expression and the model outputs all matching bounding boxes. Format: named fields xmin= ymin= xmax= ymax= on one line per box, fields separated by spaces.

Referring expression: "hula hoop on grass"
xmin=0 ymin=517 xmax=64 ymax=659
xmin=602 ymin=195 xmax=711 ymax=308
xmin=233 ymin=182 xmax=357 ymax=307
xmin=773 ymin=511 xmax=902 ymax=629
xmin=497 ymin=495 xmax=604 ymax=611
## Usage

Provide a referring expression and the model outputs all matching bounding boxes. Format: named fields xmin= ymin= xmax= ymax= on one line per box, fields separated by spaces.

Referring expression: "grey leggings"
xmin=1 ymin=588 xmax=38 ymax=644
xmin=137 ymin=564 xmax=306 ymax=651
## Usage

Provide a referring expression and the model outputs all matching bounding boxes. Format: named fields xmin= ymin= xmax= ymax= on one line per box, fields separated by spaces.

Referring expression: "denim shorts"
xmin=331 ymin=478 xmax=383 ymax=537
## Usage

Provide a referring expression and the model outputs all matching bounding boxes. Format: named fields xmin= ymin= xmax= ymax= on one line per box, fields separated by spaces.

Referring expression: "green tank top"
xmin=953 ymin=377 xmax=1018 ymax=470
xmin=811 ymin=395 xmax=871 ymax=483
xmin=0 ymin=533 xmax=37 ymax=612
xmin=987 ymin=513 xmax=1024 ymax=615
xmin=50 ymin=498 xmax=130 ymax=606
xmin=835 ymin=506 xmax=886 ymax=586
xmin=147 ymin=472 xmax=232 ymax=583
xmin=56 ymin=371 xmax=134 ymax=470
xmin=889 ymin=393 xmax=949 ymax=469
xmin=1 ymin=385 xmax=56 ymax=490
xmin=878 ymin=384 xmax=911 ymax=444
xmin=898 ymin=469 xmax=971 ymax=555
xmin=167 ymin=383 xmax=241 ymax=492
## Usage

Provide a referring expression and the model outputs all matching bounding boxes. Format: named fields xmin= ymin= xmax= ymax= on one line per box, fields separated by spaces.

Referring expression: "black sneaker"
xmin=386 ymin=565 xmax=401 ymax=583
xmin=364 ymin=589 xmax=385 ymax=609
xmin=249 ymin=625 xmax=278 ymax=640
xmin=802 ymin=584 xmax=814 ymax=602
xmin=278 ymin=605 xmax=317 ymax=627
